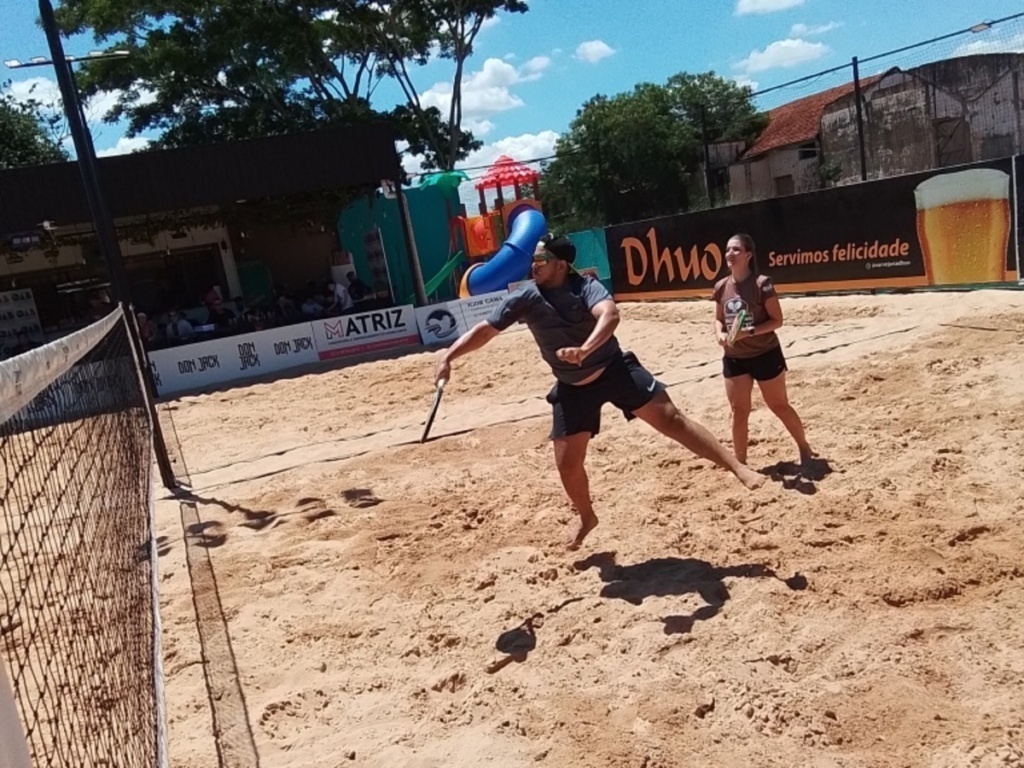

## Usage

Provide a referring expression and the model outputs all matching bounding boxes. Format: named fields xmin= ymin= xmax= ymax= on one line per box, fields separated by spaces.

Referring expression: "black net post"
xmin=121 ymin=307 xmax=178 ymax=490
xmin=38 ymin=0 xmax=176 ymax=490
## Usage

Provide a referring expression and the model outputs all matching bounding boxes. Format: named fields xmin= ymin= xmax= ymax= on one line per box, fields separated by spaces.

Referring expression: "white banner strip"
xmin=0 ymin=308 xmax=122 ymax=425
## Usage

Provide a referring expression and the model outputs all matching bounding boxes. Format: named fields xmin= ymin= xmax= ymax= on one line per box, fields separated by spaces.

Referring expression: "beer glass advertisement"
xmin=1015 ymin=155 xmax=1024 ymax=285
xmin=606 ymin=157 xmax=1017 ymax=300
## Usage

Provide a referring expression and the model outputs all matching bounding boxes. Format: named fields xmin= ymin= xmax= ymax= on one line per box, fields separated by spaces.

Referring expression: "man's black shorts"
xmin=722 ymin=344 xmax=787 ymax=381
xmin=546 ymin=351 xmax=665 ymax=439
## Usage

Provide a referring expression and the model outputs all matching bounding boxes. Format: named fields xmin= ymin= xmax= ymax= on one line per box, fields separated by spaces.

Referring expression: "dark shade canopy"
xmin=0 ymin=123 xmax=402 ymax=235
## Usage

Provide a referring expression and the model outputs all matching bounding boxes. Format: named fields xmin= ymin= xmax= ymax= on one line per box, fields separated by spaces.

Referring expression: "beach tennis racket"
xmin=420 ymin=378 xmax=446 ymax=443
xmin=726 ymin=309 xmax=748 ymax=346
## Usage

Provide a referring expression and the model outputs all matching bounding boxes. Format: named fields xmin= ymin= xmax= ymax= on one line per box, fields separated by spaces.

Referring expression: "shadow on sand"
xmin=574 ymin=551 xmax=807 ymax=635
xmin=486 ymin=597 xmax=585 ymax=673
xmin=760 ymin=455 xmax=835 ymax=496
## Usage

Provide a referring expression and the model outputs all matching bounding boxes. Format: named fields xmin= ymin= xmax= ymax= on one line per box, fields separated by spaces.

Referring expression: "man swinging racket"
xmin=433 ymin=235 xmax=765 ymax=550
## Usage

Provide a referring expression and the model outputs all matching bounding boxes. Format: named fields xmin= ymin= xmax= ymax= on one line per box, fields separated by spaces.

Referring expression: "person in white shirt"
xmin=329 ymin=281 xmax=354 ymax=313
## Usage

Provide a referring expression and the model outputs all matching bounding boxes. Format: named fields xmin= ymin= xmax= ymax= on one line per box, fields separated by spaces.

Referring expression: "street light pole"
xmin=37 ymin=0 xmax=134 ymax=305
xmin=4 ymin=0 xmax=178 ymax=491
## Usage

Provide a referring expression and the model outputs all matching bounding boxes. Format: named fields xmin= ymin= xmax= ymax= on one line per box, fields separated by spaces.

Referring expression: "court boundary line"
xmin=179 ymin=498 xmax=261 ymax=768
xmin=178 ymin=325 xmax=921 ymax=494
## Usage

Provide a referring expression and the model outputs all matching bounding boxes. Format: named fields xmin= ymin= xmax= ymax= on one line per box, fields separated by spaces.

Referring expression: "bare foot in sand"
xmin=566 ymin=511 xmax=598 ymax=551
xmin=737 ymin=465 xmax=766 ymax=490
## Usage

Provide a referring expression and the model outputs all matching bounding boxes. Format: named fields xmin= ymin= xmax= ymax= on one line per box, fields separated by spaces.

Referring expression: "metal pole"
xmin=40 ymin=1 xmax=130 ymax=304
xmin=39 ymin=0 xmax=177 ymax=489
xmin=394 ymin=181 xmax=428 ymax=306
xmin=593 ymin=133 xmax=610 ymax=224
xmin=852 ymin=56 xmax=868 ymax=182
xmin=700 ymin=104 xmax=714 ymax=206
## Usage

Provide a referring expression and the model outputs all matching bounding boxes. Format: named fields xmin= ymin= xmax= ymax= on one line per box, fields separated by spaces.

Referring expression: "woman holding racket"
xmin=712 ymin=233 xmax=813 ymax=467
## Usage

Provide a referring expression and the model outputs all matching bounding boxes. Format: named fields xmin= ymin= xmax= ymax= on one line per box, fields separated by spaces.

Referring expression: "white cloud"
xmin=733 ymin=74 xmax=760 ymax=91
xmin=84 ymin=89 xmax=124 ymax=121
xmin=7 ymin=77 xmax=61 ymax=111
xmin=736 ymin=0 xmax=804 ymax=14
xmin=460 ymin=129 xmax=559 ymax=172
xmin=420 ymin=62 xmax=520 ymax=120
xmin=789 ymin=21 xmax=841 ymax=36
xmin=5 ymin=75 xmax=155 ymax=125
xmin=455 ymin=130 xmax=560 ymax=208
xmin=466 ymin=118 xmax=495 ymax=137
xmin=397 ymin=130 xmax=560 ymax=210
xmin=735 ymin=38 xmax=829 ymax=74
xmin=575 ymin=40 xmax=616 ymax=64
xmin=396 ymin=140 xmax=425 ymax=177
xmin=418 ymin=55 xmax=551 ymax=123
xmin=480 ymin=15 xmax=501 ymax=30
xmin=953 ymin=31 xmax=1024 ymax=57
xmin=520 ymin=55 xmax=551 ymax=82
xmin=96 ymin=136 xmax=151 ymax=157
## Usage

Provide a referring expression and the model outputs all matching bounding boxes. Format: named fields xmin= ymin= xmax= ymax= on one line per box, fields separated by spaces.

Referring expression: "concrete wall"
xmin=821 ymin=71 xmax=934 ymax=185
xmin=822 ymin=55 xmax=1024 ymax=186
xmin=728 ymin=146 xmax=822 ymax=203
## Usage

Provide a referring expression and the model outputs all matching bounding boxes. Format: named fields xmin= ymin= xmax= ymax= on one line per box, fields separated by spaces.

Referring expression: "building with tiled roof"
xmin=725 ymin=52 xmax=1024 ymax=204
xmin=743 ymin=77 xmax=885 ymax=162
xmin=726 ymin=76 xmax=884 ymax=204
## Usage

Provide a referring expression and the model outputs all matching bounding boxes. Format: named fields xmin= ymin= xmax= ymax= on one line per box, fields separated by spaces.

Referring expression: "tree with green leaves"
xmin=0 ymin=82 xmax=68 ymax=169
xmin=540 ymin=72 xmax=767 ymax=231
xmin=364 ymin=0 xmax=527 ymax=169
xmin=53 ymin=0 xmax=527 ymax=170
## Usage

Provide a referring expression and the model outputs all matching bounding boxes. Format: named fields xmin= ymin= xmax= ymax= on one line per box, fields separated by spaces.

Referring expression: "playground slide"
xmin=459 ymin=204 xmax=548 ymax=297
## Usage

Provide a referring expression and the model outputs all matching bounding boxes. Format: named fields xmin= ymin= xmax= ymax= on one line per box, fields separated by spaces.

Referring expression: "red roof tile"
xmin=742 ymin=75 xmax=884 ymax=160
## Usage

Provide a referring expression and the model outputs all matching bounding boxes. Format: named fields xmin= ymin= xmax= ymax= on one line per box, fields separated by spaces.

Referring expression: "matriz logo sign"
xmin=324 ymin=320 xmax=345 ymax=341
xmin=324 ymin=309 xmax=407 ymax=342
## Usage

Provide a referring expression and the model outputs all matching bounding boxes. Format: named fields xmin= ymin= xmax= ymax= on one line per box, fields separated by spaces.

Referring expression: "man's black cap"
xmin=539 ymin=234 xmax=576 ymax=264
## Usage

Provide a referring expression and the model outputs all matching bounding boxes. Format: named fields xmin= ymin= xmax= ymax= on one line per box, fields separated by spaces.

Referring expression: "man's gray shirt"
xmin=485 ymin=275 xmax=620 ymax=384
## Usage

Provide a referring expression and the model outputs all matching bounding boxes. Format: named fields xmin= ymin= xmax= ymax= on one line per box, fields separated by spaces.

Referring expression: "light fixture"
xmin=4 ymin=50 xmax=130 ymax=69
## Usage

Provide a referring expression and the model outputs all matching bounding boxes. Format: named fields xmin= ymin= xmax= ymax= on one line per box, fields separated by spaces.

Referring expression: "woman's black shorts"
xmin=722 ymin=344 xmax=787 ymax=381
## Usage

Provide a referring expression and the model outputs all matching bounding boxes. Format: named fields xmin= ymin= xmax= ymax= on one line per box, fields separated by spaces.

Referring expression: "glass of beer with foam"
xmin=914 ymin=168 xmax=1010 ymax=285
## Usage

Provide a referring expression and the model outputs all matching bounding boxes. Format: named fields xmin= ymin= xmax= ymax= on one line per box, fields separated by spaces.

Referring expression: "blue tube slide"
xmin=459 ymin=204 xmax=548 ymax=297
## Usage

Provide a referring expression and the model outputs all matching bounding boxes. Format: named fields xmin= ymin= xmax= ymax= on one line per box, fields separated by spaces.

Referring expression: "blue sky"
xmin=3 ymin=0 xmax=1024 ymax=185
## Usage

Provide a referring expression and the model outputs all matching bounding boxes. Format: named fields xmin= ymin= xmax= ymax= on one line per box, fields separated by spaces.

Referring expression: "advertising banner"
xmin=606 ymin=157 xmax=1018 ymax=299
xmin=12 ymin=359 xmax=134 ymax=431
xmin=309 ymin=304 xmax=419 ymax=361
xmin=148 ymin=322 xmax=320 ymax=396
xmin=1015 ymin=155 xmax=1024 ymax=285
xmin=0 ymin=288 xmax=43 ymax=357
xmin=415 ymin=290 xmax=511 ymax=346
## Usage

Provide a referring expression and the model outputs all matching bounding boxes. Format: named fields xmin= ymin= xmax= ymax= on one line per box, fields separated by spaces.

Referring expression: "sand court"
xmin=154 ymin=289 xmax=1024 ymax=768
